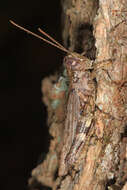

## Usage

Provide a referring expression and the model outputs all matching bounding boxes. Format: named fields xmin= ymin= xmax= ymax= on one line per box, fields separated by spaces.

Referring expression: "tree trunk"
xmin=28 ymin=0 xmax=127 ymax=190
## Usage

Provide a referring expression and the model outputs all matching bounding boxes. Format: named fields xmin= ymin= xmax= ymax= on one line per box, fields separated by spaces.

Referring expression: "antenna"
xmin=9 ymin=20 xmax=71 ymax=54
xmin=38 ymin=28 xmax=68 ymax=53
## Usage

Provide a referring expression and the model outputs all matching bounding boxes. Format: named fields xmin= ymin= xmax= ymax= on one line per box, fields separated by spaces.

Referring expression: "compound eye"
xmin=65 ymin=56 xmax=80 ymax=67
xmin=65 ymin=57 xmax=75 ymax=65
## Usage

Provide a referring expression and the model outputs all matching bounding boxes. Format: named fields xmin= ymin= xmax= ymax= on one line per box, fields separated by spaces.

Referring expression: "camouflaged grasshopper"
xmin=10 ymin=20 xmax=96 ymax=176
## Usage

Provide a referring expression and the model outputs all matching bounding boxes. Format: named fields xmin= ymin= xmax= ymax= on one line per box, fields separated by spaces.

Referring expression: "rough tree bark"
xmin=28 ymin=0 xmax=127 ymax=190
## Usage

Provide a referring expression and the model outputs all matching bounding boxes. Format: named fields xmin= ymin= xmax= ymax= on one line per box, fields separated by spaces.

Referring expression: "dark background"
xmin=0 ymin=0 xmax=63 ymax=189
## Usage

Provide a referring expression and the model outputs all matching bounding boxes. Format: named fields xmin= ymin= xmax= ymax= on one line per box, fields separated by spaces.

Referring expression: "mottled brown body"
xmin=59 ymin=54 xmax=95 ymax=176
xmin=9 ymin=21 xmax=96 ymax=177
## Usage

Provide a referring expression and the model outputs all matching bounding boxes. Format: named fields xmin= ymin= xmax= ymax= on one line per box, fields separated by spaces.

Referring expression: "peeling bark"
xmin=28 ymin=0 xmax=127 ymax=190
